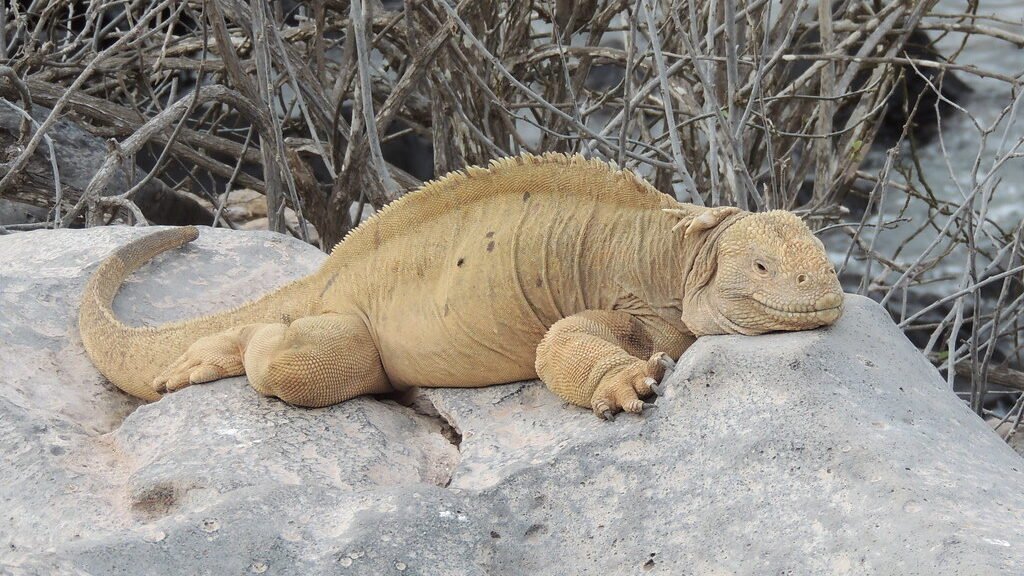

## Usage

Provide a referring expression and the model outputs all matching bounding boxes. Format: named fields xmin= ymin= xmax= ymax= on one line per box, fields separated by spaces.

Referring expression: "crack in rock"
xmin=399 ymin=389 xmax=463 ymax=452
xmin=396 ymin=389 xmax=464 ymax=488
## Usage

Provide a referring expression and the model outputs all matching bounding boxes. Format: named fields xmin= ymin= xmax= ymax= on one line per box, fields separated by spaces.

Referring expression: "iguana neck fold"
xmin=619 ymin=210 xmax=752 ymax=337
xmin=611 ymin=206 xmax=701 ymax=333
xmin=677 ymin=212 xmax=757 ymax=336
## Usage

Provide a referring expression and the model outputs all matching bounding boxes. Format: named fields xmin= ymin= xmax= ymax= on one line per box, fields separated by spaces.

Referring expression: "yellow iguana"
xmin=79 ymin=153 xmax=843 ymax=419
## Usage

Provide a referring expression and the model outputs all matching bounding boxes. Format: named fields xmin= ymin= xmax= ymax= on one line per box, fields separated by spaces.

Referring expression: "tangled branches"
xmin=0 ymin=0 xmax=1022 ymax=434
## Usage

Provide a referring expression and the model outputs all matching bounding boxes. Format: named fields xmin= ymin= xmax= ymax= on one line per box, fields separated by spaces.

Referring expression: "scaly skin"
xmin=79 ymin=153 xmax=843 ymax=418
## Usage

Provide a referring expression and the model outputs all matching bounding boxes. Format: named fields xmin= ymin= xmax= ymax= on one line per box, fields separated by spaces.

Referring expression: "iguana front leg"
xmin=153 ymin=313 xmax=392 ymax=407
xmin=535 ymin=310 xmax=688 ymax=420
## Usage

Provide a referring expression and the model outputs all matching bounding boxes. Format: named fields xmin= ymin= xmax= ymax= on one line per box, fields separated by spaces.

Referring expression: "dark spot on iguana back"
xmin=485 ymin=231 xmax=495 ymax=238
xmin=319 ymin=272 xmax=339 ymax=298
xmin=535 ymin=276 xmax=543 ymax=288
xmin=486 ymin=241 xmax=495 ymax=252
xmin=523 ymin=191 xmax=531 ymax=202
xmin=457 ymin=258 xmax=465 ymax=267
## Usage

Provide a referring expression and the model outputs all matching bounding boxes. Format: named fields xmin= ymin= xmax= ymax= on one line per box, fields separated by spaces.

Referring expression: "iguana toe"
xmin=152 ymin=355 xmax=196 ymax=393
xmin=592 ymin=396 xmax=618 ymax=421
xmin=164 ymin=375 xmax=193 ymax=393
xmin=152 ymin=333 xmax=246 ymax=395
xmin=155 ymin=361 xmax=235 ymax=393
xmin=623 ymin=398 xmax=645 ymax=414
xmin=623 ymin=398 xmax=658 ymax=414
xmin=153 ymin=364 xmax=194 ymax=393
xmin=187 ymin=364 xmax=227 ymax=386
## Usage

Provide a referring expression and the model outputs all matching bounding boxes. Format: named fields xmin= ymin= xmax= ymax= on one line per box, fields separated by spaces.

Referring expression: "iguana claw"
xmin=601 ymin=409 xmax=615 ymax=421
xmin=655 ymin=354 xmax=676 ymax=395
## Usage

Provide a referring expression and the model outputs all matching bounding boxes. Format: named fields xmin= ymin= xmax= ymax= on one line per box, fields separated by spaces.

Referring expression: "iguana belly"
xmin=372 ymin=272 xmax=548 ymax=388
xmin=364 ymin=220 xmax=553 ymax=388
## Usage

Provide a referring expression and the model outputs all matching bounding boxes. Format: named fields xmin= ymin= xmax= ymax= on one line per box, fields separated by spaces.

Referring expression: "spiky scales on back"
xmin=79 ymin=153 xmax=844 ymax=418
xmin=324 ymin=152 xmax=668 ymax=265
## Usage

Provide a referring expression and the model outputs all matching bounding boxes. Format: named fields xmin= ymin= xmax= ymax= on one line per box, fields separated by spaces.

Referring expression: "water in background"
xmin=843 ymin=1 xmax=1024 ymax=291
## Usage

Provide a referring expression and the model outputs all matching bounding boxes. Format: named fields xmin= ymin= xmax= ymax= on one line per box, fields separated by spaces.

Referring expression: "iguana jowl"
xmin=80 ymin=153 xmax=843 ymax=419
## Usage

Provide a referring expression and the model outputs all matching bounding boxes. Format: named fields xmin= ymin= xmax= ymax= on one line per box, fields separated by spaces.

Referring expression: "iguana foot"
xmin=152 ymin=333 xmax=245 ymax=393
xmin=590 ymin=352 xmax=666 ymax=420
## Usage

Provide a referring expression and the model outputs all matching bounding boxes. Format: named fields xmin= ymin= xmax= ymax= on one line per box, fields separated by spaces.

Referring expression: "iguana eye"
xmin=753 ymin=260 xmax=769 ymax=274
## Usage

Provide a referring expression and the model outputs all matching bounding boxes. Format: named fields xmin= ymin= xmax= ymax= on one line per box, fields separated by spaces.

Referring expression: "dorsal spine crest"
xmin=330 ymin=153 xmax=659 ymax=257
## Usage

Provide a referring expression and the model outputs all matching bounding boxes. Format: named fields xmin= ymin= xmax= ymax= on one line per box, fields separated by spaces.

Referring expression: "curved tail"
xmin=79 ymin=226 xmax=320 ymax=401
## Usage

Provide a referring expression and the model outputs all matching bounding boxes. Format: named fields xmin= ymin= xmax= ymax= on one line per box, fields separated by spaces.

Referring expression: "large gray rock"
xmin=1 ymin=226 xmax=1023 ymax=575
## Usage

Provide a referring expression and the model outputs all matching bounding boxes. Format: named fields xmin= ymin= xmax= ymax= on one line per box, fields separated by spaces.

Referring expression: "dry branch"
xmin=0 ymin=0 xmax=1021 ymax=434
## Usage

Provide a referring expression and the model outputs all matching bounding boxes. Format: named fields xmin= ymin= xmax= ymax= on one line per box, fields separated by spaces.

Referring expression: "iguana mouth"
xmin=752 ymin=294 xmax=843 ymax=319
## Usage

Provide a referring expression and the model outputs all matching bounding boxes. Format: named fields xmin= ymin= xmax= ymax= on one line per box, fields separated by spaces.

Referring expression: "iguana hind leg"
xmin=154 ymin=313 xmax=392 ymax=407
xmin=534 ymin=310 xmax=686 ymax=420
xmin=243 ymin=313 xmax=392 ymax=407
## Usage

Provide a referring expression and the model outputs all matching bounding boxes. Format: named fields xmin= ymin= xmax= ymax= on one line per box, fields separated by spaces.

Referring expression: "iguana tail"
xmin=79 ymin=226 xmax=320 ymax=401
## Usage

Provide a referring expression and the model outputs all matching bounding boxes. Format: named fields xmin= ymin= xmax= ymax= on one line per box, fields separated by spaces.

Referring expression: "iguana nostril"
xmin=797 ymin=274 xmax=808 ymax=284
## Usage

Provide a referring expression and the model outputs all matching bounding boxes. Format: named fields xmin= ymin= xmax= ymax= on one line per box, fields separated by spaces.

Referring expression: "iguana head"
xmin=680 ymin=209 xmax=843 ymax=336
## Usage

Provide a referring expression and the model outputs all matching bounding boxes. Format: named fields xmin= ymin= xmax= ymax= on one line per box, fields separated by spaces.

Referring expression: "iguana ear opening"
xmin=662 ymin=206 xmax=741 ymax=238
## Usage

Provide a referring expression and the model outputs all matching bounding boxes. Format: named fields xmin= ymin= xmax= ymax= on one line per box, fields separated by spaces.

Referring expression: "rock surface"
xmin=2 ymin=226 xmax=1023 ymax=575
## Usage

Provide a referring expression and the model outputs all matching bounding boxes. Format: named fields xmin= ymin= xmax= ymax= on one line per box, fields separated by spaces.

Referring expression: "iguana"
xmin=80 ymin=153 xmax=843 ymax=419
